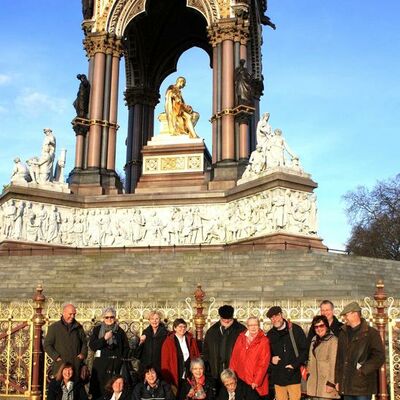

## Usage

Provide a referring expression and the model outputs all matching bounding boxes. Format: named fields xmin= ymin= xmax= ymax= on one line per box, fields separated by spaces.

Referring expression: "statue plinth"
xmin=135 ymin=134 xmax=212 ymax=194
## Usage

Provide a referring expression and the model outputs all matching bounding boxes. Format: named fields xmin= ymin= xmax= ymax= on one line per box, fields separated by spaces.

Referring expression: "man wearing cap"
xmin=266 ymin=306 xmax=307 ymax=400
xmin=335 ymin=301 xmax=385 ymax=400
xmin=203 ymin=305 xmax=246 ymax=381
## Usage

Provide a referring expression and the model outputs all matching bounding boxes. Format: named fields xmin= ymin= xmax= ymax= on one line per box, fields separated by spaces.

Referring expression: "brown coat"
xmin=307 ymin=334 xmax=339 ymax=399
xmin=335 ymin=319 xmax=385 ymax=395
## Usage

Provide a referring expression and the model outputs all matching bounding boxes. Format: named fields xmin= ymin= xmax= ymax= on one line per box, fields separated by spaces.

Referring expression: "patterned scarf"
xmin=99 ymin=322 xmax=118 ymax=345
xmin=187 ymin=375 xmax=206 ymax=399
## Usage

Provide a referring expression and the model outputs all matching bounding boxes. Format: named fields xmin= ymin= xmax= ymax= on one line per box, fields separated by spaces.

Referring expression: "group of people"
xmin=43 ymin=300 xmax=385 ymax=400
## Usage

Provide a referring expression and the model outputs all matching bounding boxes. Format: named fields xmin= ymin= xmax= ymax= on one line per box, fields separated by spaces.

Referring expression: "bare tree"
xmin=343 ymin=174 xmax=400 ymax=260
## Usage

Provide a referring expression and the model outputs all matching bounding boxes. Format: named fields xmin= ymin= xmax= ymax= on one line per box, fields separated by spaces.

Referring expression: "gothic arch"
xmin=107 ymin=0 xmax=221 ymax=36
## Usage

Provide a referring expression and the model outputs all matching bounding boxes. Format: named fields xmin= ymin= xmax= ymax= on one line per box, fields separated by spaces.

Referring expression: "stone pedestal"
xmin=135 ymin=135 xmax=212 ymax=193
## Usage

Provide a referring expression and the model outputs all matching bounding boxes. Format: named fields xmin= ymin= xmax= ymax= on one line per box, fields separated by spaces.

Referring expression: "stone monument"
xmin=1 ymin=1 xmax=325 ymax=252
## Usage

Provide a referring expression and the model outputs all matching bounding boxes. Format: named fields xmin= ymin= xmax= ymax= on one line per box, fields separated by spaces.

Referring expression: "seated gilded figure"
xmin=161 ymin=76 xmax=199 ymax=138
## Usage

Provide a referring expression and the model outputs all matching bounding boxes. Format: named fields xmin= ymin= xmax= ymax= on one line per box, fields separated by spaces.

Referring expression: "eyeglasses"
xmin=104 ymin=316 xmax=115 ymax=320
xmin=314 ymin=323 xmax=326 ymax=329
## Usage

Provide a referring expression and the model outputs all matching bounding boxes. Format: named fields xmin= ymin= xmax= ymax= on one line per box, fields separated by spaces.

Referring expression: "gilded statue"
xmin=164 ymin=77 xmax=199 ymax=138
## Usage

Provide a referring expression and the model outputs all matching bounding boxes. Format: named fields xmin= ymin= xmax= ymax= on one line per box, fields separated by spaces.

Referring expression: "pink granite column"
xmin=87 ymin=51 xmax=106 ymax=168
xmin=221 ymin=39 xmax=235 ymax=161
xmin=107 ymin=54 xmax=120 ymax=170
xmin=239 ymin=121 xmax=249 ymax=159
xmin=74 ymin=135 xmax=84 ymax=168
xmin=212 ymin=44 xmax=218 ymax=163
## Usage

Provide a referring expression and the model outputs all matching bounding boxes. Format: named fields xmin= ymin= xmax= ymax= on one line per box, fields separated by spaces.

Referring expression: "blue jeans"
xmin=344 ymin=396 xmax=372 ymax=400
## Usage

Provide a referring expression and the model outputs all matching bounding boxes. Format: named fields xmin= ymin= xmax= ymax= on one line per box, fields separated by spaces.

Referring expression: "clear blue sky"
xmin=0 ymin=0 xmax=399 ymax=250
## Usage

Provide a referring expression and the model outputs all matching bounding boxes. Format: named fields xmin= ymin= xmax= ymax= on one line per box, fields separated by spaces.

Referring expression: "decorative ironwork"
xmin=1 ymin=285 xmax=400 ymax=399
xmin=0 ymin=301 xmax=34 ymax=398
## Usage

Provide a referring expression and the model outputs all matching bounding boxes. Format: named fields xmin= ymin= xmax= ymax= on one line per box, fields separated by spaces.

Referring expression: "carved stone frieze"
xmin=0 ymin=188 xmax=319 ymax=248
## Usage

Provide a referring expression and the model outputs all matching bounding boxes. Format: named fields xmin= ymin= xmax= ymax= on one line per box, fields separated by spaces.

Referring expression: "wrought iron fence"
xmin=0 ymin=282 xmax=399 ymax=400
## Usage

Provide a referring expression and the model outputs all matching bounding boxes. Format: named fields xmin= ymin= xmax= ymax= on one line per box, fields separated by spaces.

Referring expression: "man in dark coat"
xmin=266 ymin=306 xmax=307 ymax=400
xmin=335 ymin=301 xmax=385 ymax=400
xmin=218 ymin=368 xmax=259 ymax=400
xmin=307 ymin=300 xmax=343 ymax=347
xmin=203 ymin=305 xmax=246 ymax=380
xmin=44 ymin=303 xmax=88 ymax=380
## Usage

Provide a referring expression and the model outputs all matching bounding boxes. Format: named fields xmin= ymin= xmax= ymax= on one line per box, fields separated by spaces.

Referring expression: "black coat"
xmin=135 ymin=323 xmax=169 ymax=371
xmin=89 ymin=324 xmax=130 ymax=399
xmin=133 ymin=380 xmax=175 ymax=400
xmin=97 ymin=389 xmax=131 ymax=400
xmin=179 ymin=376 xmax=217 ymax=400
xmin=44 ymin=318 xmax=88 ymax=379
xmin=335 ymin=319 xmax=385 ymax=395
xmin=267 ymin=321 xmax=307 ymax=387
xmin=47 ymin=379 xmax=88 ymax=400
xmin=203 ymin=320 xmax=246 ymax=379
xmin=217 ymin=378 xmax=259 ymax=400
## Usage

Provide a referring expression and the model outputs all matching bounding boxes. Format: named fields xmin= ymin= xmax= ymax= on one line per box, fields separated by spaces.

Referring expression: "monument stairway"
xmin=0 ymin=249 xmax=399 ymax=303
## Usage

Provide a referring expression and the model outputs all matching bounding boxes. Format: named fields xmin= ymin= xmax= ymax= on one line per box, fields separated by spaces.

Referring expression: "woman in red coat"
xmin=229 ymin=317 xmax=271 ymax=397
xmin=161 ymin=318 xmax=200 ymax=395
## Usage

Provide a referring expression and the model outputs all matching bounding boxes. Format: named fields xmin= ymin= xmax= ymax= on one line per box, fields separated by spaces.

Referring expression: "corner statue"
xmin=164 ymin=77 xmax=199 ymax=138
xmin=73 ymin=74 xmax=90 ymax=118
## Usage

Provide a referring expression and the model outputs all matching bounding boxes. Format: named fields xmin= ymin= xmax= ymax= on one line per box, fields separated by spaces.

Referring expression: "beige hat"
xmin=340 ymin=301 xmax=361 ymax=316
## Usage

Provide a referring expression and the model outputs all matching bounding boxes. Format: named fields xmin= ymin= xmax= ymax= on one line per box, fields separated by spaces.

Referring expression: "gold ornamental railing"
xmin=0 ymin=282 xmax=399 ymax=400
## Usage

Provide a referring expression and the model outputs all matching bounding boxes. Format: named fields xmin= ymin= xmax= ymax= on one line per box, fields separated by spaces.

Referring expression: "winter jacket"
xmin=161 ymin=332 xmax=200 ymax=388
xmin=229 ymin=330 xmax=271 ymax=396
xmin=203 ymin=320 xmax=246 ymax=379
xmin=133 ymin=380 xmax=175 ymax=400
xmin=135 ymin=323 xmax=169 ymax=371
xmin=335 ymin=319 xmax=385 ymax=395
xmin=44 ymin=318 xmax=88 ymax=378
xmin=217 ymin=378 xmax=259 ymax=400
xmin=306 ymin=333 xmax=339 ymax=398
xmin=267 ymin=320 xmax=307 ymax=387
xmin=47 ymin=379 xmax=88 ymax=400
xmin=89 ymin=324 xmax=130 ymax=399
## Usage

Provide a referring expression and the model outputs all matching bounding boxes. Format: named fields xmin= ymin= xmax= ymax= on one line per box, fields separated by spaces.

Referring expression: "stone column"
xmin=124 ymin=87 xmax=159 ymax=193
xmin=208 ymin=18 xmax=250 ymax=183
xmin=107 ymin=53 xmax=121 ymax=171
xmin=374 ymin=280 xmax=389 ymax=400
xmin=235 ymin=21 xmax=251 ymax=161
xmin=31 ymin=284 xmax=46 ymax=400
xmin=221 ymin=37 xmax=235 ymax=161
xmin=69 ymin=33 xmax=123 ymax=195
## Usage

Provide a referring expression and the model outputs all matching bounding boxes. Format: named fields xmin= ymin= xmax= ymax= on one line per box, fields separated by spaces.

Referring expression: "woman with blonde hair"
xmin=135 ymin=310 xmax=168 ymax=371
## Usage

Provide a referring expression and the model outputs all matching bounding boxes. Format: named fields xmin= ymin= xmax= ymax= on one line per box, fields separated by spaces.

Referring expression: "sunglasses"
xmin=314 ymin=323 xmax=326 ymax=329
xmin=104 ymin=316 xmax=115 ymax=320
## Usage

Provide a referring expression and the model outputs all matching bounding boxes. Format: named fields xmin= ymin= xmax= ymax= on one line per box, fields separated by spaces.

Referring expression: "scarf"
xmin=312 ymin=331 xmax=334 ymax=356
xmin=61 ymin=381 xmax=74 ymax=400
xmin=99 ymin=322 xmax=118 ymax=346
xmin=187 ymin=375 xmax=206 ymax=399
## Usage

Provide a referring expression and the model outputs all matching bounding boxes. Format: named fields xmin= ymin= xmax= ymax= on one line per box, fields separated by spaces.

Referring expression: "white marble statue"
xmin=10 ymin=158 xmax=31 ymax=184
xmin=238 ymin=113 xmax=309 ymax=185
xmin=10 ymin=128 xmax=69 ymax=191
